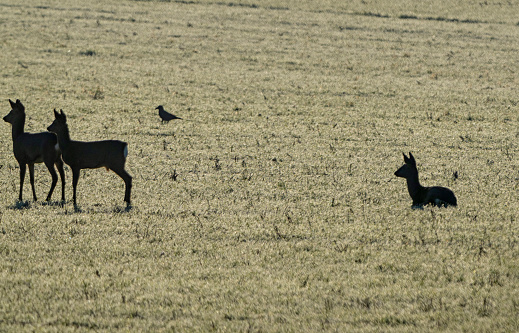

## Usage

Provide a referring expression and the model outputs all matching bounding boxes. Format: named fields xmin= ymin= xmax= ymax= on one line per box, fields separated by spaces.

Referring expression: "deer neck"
xmin=405 ymin=172 xmax=425 ymax=201
xmin=10 ymin=118 xmax=25 ymax=141
xmin=55 ymin=125 xmax=72 ymax=151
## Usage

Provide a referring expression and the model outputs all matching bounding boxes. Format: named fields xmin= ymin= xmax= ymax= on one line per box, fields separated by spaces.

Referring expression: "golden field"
xmin=0 ymin=0 xmax=518 ymax=331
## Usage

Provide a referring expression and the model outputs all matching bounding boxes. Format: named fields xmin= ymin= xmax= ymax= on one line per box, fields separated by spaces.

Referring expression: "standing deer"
xmin=47 ymin=109 xmax=132 ymax=206
xmin=3 ymin=99 xmax=65 ymax=202
xmin=395 ymin=152 xmax=457 ymax=208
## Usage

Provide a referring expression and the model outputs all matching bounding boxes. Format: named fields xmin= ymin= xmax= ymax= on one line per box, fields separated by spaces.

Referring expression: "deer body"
xmin=60 ymin=140 xmax=128 ymax=170
xmin=3 ymin=99 xmax=65 ymax=202
xmin=395 ymin=152 xmax=457 ymax=208
xmin=47 ymin=109 xmax=132 ymax=206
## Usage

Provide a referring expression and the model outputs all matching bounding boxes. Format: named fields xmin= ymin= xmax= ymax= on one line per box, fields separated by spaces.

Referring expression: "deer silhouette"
xmin=3 ymin=99 xmax=65 ymax=202
xmin=395 ymin=152 xmax=457 ymax=208
xmin=47 ymin=109 xmax=132 ymax=206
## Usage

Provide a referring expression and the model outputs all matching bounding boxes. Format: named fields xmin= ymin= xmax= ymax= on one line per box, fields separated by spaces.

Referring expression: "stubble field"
xmin=1 ymin=0 xmax=518 ymax=331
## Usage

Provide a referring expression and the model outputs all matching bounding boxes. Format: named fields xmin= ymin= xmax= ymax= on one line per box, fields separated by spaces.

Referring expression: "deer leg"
xmin=56 ymin=158 xmax=66 ymax=201
xmin=72 ymin=168 xmax=80 ymax=206
xmin=28 ymin=163 xmax=37 ymax=201
xmin=18 ymin=163 xmax=26 ymax=201
xmin=112 ymin=168 xmax=132 ymax=204
xmin=44 ymin=160 xmax=58 ymax=202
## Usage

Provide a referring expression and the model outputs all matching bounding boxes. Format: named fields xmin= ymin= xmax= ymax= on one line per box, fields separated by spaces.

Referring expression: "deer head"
xmin=394 ymin=152 xmax=418 ymax=179
xmin=47 ymin=109 xmax=67 ymax=133
xmin=3 ymin=99 xmax=25 ymax=124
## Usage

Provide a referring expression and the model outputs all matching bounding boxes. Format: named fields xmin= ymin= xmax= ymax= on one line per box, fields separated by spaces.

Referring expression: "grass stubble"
xmin=0 ymin=0 xmax=518 ymax=331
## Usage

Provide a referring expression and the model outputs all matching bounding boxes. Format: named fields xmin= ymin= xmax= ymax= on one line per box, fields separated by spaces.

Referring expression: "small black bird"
xmin=156 ymin=105 xmax=182 ymax=123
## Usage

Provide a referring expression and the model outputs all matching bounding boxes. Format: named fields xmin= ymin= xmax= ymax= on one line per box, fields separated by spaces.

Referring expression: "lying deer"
xmin=3 ymin=99 xmax=65 ymax=202
xmin=395 ymin=152 xmax=457 ymax=208
xmin=47 ymin=109 xmax=132 ymax=206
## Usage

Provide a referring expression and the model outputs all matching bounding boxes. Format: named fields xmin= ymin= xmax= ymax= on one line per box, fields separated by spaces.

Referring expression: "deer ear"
xmin=54 ymin=109 xmax=60 ymax=118
xmin=15 ymin=99 xmax=24 ymax=110
xmin=60 ymin=109 xmax=66 ymax=119
xmin=403 ymin=152 xmax=409 ymax=163
xmin=408 ymin=152 xmax=416 ymax=165
xmin=9 ymin=99 xmax=15 ymax=108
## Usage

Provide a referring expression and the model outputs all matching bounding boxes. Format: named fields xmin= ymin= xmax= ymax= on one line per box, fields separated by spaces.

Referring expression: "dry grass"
xmin=0 ymin=0 xmax=518 ymax=331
